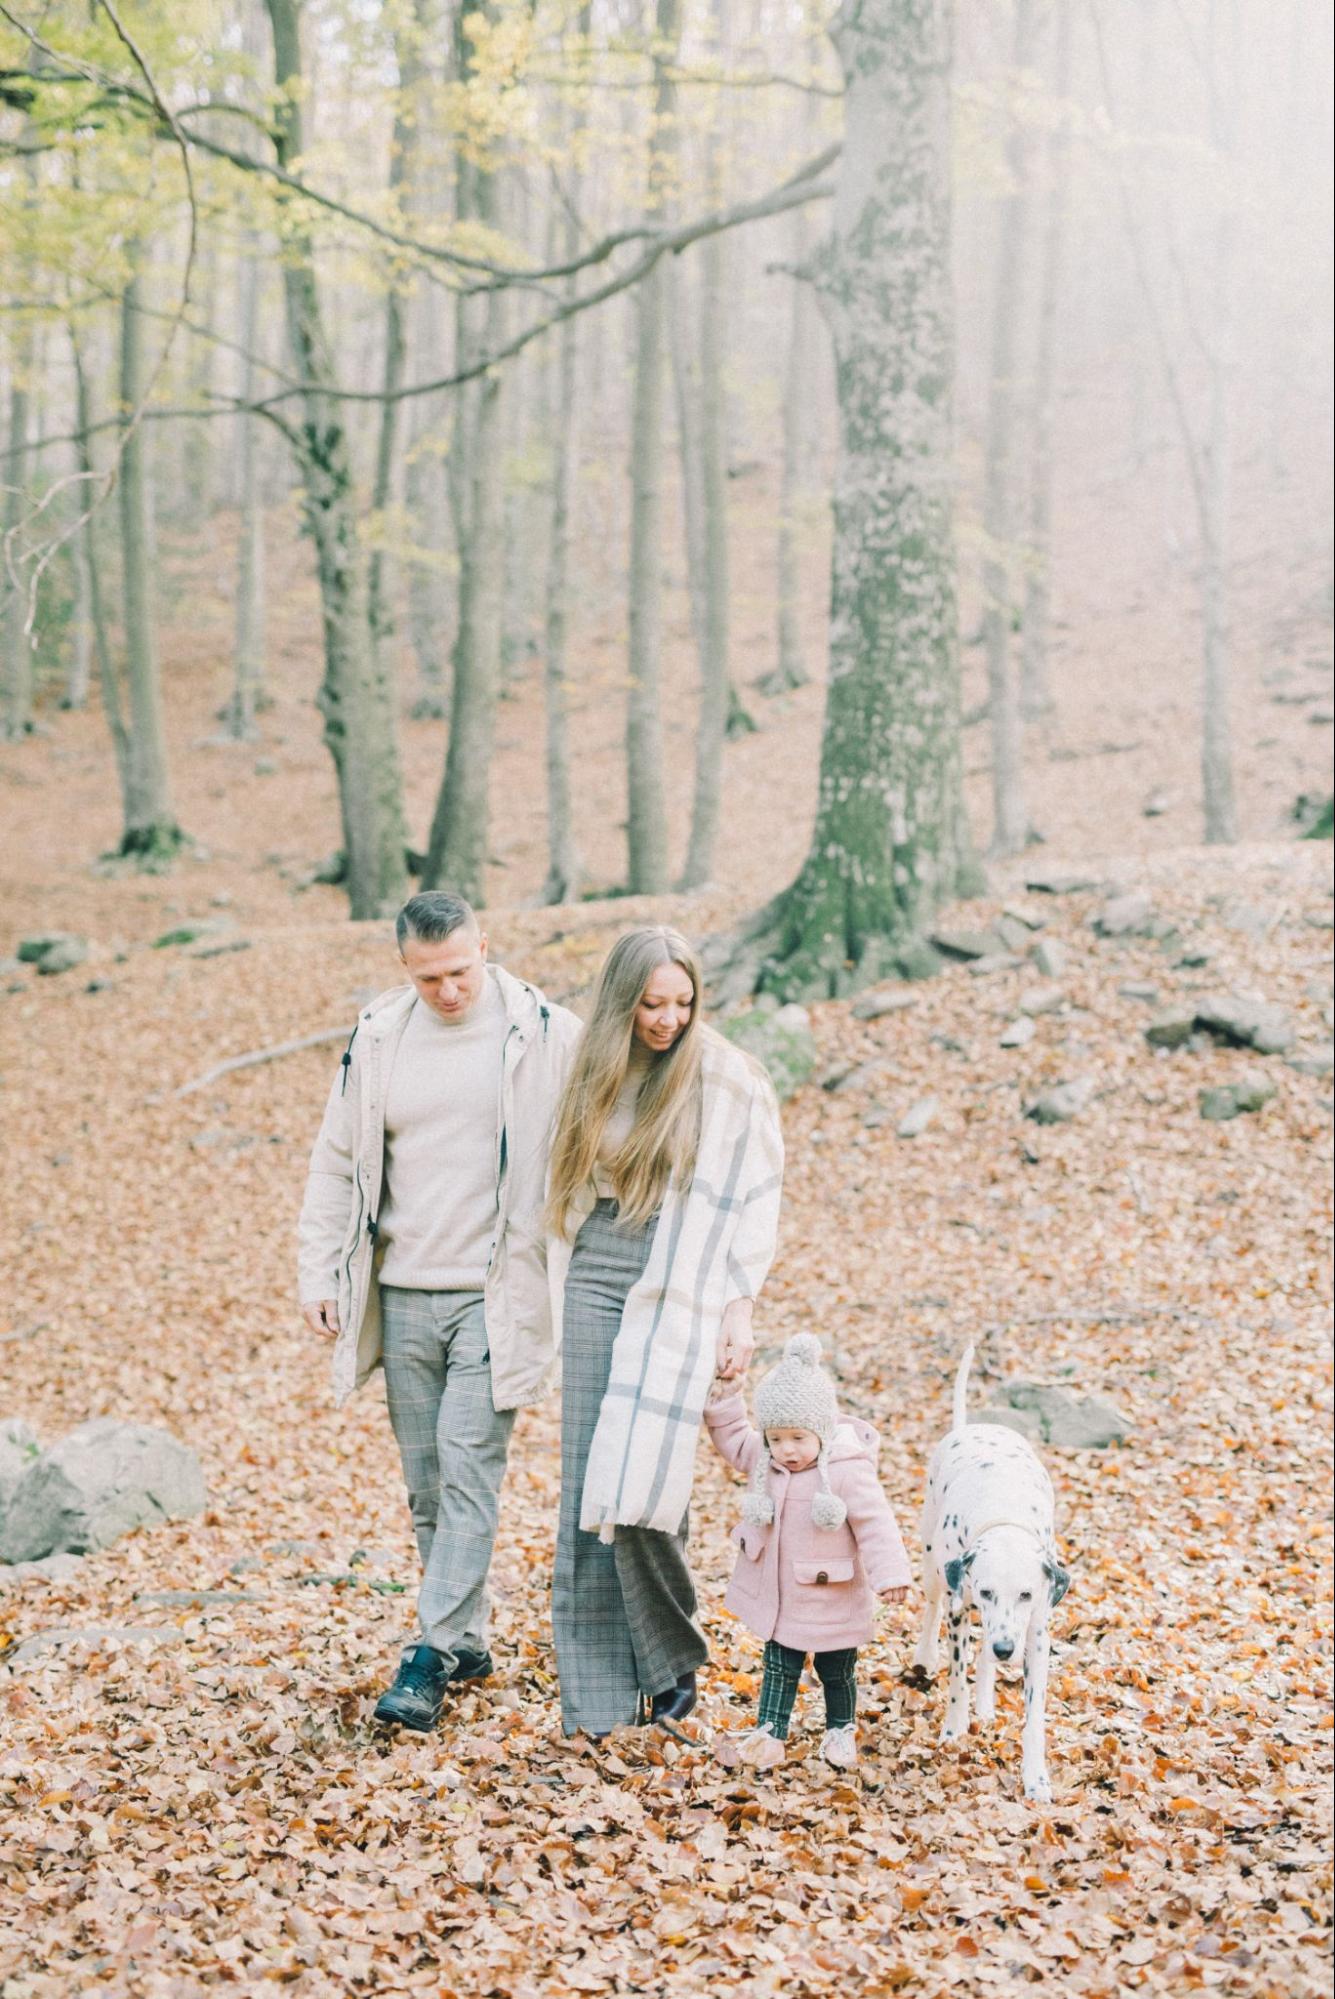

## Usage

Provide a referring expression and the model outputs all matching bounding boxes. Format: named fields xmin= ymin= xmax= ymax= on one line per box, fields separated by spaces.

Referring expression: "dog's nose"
xmin=992 ymin=1640 xmax=1015 ymax=1661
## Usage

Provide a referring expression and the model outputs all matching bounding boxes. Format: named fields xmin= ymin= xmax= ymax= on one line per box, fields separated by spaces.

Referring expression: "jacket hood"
xmin=358 ymin=964 xmax=550 ymax=1041
xmin=827 ymin=1417 xmax=881 ymax=1467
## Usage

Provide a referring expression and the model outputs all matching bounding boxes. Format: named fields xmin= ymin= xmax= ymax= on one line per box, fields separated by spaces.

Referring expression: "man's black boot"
xmin=372 ymin=1645 xmax=449 ymax=1732
xmin=449 ymin=1647 xmax=493 ymax=1686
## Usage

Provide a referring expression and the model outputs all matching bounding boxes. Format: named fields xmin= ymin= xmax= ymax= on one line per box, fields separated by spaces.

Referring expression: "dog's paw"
xmin=939 ymin=1716 xmax=970 ymax=1746
xmin=1023 ymin=1771 xmax=1053 ymax=1804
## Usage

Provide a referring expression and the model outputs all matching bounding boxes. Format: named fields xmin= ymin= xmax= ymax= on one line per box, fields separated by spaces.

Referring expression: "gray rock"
xmin=0 ymin=1551 xmax=83 ymax=1587
xmin=17 ymin=933 xmax=81 ymax=966
xmin=8 ymin=1626 xmax=183 ymax=1664
xmin=1024 ymin=1077 xmax=1096 ymax=1124
xmin=153 ymin=919 xmax=233 ymax=950
xmin=850 ymin=987 xmax=917 ymax=1022
xmin=861 ymin=1106 xmax=892 ymax=1130
xmin=1174 ymin=945 xmax=1213 ymax=969
xmin=932 ymin=927 xmax=1006 ymax=962
xmin=1141 ymin=787 xmax=1173 ymax=817
xmin=1145 ymin=1007 xmax=1196 ymax=1050
xmin=1019 ymin=983 xmax=1065 ymax=1017
xmin=896 ymin=1096 xmax=939 ymax=1140
xmin=1032 ymin=938 xmax=1067 ymax=979
xmin=1119 ymin=981 xmax=1160 ymax=1004
xmin=995 ymin=915 xmax=1035 ymax=954
xmin=1092 ymin=892 xmax=1155 ymax=938
xmin=0 ymin=1419 xmax=206 ymax=1564
xmin=1025 ymin=868 xmax=1106 ymax=895
xmin=1222 ymin=902 xmax=1279 ymax=942
xmin=999 ymin=1015 xmax=1036 ymax=1049
xmin=133 ymin=1589 xmax=265 ymax=1608
xmin=1193 ymin=992 xmax=1295 ymax=1056
xmin=1200 ymin=1074 xmax=1277 ymax=1122
xmin=1002 ymin=902 xmax=1047 ymax=931
xmin=252 ymin=757 xmax=278 ymax=777
xmin=997 ymin=1381 xmax=1132 ymax=1449
xmin=0 ymin=1418 xmax=41 ymax=1519
xmin=894 ymin=938 xmax=947 ymax=982
xmin=967 ymin=953 xmax=1023 ymax=977
xmin=1287 ymin=1045 xmax=1335 ymax=1077
xmin=35 ymin=937 xmax=89 ymax=976
xmin=188 ymin=938 xmax=252 ymax=961
xmin=721 ymin=1002 xmax=816 ymax=1102
xmin=975 ymin=1405 xmax=1043 ymax=1443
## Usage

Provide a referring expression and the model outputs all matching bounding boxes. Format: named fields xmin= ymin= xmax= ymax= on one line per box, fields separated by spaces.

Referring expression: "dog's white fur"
xmin=914 ymin=1345 xmax=1070 ymax=1802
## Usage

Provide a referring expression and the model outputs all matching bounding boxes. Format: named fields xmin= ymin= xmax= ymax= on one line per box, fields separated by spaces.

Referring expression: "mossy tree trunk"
xmin=266 ymin=0 xmax=409 ymax=918
xmin=117 ymin=249 xmax=186 ymax=861
xmin=724 ymin=0 xmax=974 ymax=1002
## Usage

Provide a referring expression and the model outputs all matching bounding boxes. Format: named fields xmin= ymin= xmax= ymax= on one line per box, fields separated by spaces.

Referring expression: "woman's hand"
xmin=715 ymin=1298 xmax=755 ymax=1381
xmin=878 ymin=1585 xmax=909 ymax=1605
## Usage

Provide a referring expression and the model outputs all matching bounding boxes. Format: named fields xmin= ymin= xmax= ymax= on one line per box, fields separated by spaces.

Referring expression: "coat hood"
xmin=357 ymin=964 xmax=551 ymax=1042
xmin=827 ymin=1416 xmax=881 ymax=1468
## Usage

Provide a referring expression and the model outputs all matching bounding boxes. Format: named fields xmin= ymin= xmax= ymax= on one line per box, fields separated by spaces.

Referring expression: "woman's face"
xmin=632 ymin=961 xmax=695 ymax=1053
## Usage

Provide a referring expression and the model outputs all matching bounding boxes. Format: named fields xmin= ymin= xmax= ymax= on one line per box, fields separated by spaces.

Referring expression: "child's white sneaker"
xmin=820 ymin=1725 xmax=859 ymax=1770
xmin=735 ymin=1724 xmax=786 ymax=1771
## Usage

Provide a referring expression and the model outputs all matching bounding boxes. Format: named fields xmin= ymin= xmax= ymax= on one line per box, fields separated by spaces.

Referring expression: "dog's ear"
xmin=1044 ymin=1558 xmax=1070 ymax=1606
xmin=944 ymin=1552 xmax=974 ymax=1597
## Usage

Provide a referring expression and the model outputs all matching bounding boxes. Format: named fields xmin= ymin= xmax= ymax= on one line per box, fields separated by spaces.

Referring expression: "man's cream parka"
xmin=297 ymin=966 xmax=582 ymax=1411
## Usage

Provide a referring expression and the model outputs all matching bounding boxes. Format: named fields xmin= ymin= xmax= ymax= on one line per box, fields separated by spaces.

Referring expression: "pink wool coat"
xmin=704 ymin=1391 xmax=912 ymax=1651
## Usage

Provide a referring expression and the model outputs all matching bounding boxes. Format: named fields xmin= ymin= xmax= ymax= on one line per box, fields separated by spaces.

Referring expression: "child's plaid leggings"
xmin=757 ymin=1640 xmax=858 ymax=1738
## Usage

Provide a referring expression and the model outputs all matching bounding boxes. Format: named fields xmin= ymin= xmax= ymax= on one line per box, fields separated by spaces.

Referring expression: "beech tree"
xmin=719 ymin=0 xmax=976 ymax=1001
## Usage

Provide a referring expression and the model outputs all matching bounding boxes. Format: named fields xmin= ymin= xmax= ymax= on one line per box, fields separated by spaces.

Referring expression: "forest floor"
xmin=1 ymin=462 xmax=1333 ymax=1995
xmin=1 ymin=835 xmax=1331 ymax=1997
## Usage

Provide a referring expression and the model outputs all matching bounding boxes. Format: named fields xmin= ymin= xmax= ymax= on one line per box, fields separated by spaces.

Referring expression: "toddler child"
xmin=704 ymin=1333 xmax=911 ymax=1770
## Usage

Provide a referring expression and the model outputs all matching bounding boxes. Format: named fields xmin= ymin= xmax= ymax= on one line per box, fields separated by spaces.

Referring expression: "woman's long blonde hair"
xmin=547 ymin=926 xmax=705 ymax=1239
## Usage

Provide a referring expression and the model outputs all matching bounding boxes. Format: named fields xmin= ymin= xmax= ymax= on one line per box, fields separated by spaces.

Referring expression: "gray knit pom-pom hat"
xmin=742 ymin=1333 xmax=847 ymax=1531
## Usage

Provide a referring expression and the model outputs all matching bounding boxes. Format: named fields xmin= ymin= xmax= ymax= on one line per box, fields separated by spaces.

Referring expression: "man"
xmin=298 ymin=891 xmax=581 ymax=1730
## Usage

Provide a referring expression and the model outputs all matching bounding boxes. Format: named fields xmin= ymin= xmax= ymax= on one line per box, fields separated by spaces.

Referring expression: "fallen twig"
xmin=175 ymin=1027 xmax=349 ymax=1097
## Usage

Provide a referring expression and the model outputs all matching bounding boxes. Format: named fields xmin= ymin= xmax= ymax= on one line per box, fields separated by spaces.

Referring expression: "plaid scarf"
xmin=579 ymin=1032 xmax=784 ymax=1539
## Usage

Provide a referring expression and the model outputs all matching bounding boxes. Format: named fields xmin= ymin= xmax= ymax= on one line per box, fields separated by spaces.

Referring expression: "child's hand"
xmin=878 ymin=1585 xmax=909 ymax=1604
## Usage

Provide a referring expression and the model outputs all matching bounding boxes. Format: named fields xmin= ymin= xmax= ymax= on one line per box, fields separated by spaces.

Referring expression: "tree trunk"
xmin=422 ymin=326 xmax=505 ymax=902
xmin=772 ymin=207 xmax=815 ymax=696
xmin=65 ymin=520 xmax=93 ymax=711
xmin=70 ymin=326 xmax=127 ymax=787
xmin=1019 ymin=0 xmax=1071 ymax=724
xmin=421 ymin=40 xmax=507 ymax=906
xmin=266 ymin=0 xmax=409 ymax=918
xmin=679 ymin=215 xmax=733 ymax=887
xmin=118 ymin=249 xmax=185 ymax=859
xmin=229 ymin=243 xmax=266 ymax=738
xmin=1201 ymin=1 xmax=1238 ymax=844
xmin=981 ymin=0 xmax=1037 ymax=858
xmin=722 ymin=0 xmax=974 ymax=1002
xmin=541 ymin=203 xmax=586 ymax=906
xmin=2 ymin=322 xmax=35 ymax=739
xmin=624 ymin=0 xmax=680 ymax=895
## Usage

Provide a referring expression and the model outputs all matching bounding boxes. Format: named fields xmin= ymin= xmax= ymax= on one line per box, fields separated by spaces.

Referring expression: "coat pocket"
xmin=731 ymin=1522 xmax=766 ymax=1562
xmin=792 ymin=1558 xmax=856 ymax=1587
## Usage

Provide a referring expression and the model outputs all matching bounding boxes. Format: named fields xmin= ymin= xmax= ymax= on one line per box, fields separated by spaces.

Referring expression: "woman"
xmin=547 ymin=926 xmax=784 ymax=1739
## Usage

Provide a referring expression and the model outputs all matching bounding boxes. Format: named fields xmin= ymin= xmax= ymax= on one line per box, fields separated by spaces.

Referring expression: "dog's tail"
xmin=951 ymin=1343 xmax=975 ymax=1433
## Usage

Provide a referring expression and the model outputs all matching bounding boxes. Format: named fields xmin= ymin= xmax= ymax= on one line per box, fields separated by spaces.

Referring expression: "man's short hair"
xmin=396 ymin=891 xmax=478 ymax=950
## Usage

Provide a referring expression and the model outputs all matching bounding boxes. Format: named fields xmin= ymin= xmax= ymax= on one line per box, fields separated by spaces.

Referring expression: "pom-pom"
xmin=783 ymin=1333 xmax=823 ymax=1368
xmin=811 ymin=1490 xmax=847 ymax=1530
xmin=742 ymin=1491 xmax=775 ymax=1526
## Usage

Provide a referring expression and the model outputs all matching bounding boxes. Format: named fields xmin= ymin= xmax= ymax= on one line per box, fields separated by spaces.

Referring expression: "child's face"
xmin=767 ymin=1427 xmax=821 ymax=1473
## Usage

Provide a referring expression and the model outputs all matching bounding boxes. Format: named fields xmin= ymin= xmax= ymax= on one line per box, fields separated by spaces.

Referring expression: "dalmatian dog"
xmin=913 ymin=1344 xmax=1070 ymax=1802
